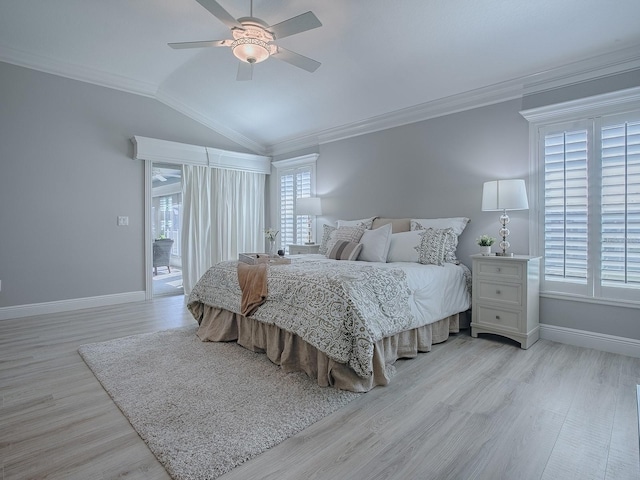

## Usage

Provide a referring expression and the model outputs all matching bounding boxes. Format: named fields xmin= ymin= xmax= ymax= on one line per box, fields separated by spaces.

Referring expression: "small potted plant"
xmin=476 ymin=234 xmax=495 ymax=256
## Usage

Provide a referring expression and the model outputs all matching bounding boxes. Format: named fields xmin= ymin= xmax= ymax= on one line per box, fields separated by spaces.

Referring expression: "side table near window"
xmin=288 ymin=244 xmax=320 ymax=255
xmin=470 ymin=254 xmax=541 ymax=349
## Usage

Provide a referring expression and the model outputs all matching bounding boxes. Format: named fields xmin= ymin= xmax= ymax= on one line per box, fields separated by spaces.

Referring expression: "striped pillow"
xmin=325 ymin=224 xmax=366 ymax=254
xmin=327 ymin=240 xmax=363 ymax=261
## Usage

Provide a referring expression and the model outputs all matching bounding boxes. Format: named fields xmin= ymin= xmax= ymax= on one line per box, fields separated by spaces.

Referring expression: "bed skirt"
xmin=193 ymin=304 xmax=460 ymax=392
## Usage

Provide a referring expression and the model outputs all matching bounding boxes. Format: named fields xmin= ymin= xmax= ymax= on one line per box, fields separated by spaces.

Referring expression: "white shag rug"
xmin=79 ymin=325 xmax=361 ymax=480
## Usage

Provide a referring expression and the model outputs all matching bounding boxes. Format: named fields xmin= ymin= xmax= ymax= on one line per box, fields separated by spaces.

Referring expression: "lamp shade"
xmin=295 ymin=197 xmax=322 ymax=216
xmin=482 ymin=179 xmax=529 ymax=211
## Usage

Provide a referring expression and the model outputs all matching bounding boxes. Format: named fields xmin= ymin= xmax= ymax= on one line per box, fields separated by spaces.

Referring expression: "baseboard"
xmin=540 ymin=324 xmax=640 ymax=358
xmin=0 ymin=291 xmax=146 ymax=321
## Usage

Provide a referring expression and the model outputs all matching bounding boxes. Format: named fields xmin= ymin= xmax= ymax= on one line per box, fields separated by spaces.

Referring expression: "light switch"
xmin=117 ymin=216 xmax=129 ymax=226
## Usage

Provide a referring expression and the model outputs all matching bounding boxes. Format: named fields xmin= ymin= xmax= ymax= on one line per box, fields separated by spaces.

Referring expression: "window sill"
xmin=540 ymin=291 xmax=640 ymax=310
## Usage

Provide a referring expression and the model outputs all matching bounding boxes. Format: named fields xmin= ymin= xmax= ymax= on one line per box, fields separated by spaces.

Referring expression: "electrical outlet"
xmin=117 ymin=216 xmax=129 ymax=226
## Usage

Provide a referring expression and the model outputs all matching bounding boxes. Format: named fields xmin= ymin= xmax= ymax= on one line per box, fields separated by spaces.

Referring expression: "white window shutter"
xmin=543 ymin=129 xmax=589 ymax=283
xmin=600 ymin=119 xmax=640 ymax=287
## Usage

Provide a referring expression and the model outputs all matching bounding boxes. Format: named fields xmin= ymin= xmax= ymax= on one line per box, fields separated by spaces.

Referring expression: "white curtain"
xmin=181 ymin=165 xmax=265 ymax=295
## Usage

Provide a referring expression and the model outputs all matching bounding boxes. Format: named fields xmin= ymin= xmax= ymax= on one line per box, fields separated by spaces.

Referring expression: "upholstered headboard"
xmin=371 ymin=217 xmax=411 ymax=233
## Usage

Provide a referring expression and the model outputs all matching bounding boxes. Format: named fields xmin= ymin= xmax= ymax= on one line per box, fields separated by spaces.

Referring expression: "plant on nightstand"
xmin=476 ymin=234 xmax=495 ymax=255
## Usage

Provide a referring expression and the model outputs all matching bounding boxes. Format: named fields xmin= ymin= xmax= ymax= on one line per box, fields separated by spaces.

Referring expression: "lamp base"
xmin=495 ymin=252 xmax=514 ymax=257
xmin=304 ymin=242 xmax=315 ymax=245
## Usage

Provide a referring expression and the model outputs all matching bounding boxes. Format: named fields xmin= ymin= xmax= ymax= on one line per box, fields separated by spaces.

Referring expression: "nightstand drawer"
xmin=476 ymin=306 xmax=521 ymax=331
xmin=476 ymin=281 xmax=522 ymax=306
xmin=476 ymin=261 xmax=523 ymax=280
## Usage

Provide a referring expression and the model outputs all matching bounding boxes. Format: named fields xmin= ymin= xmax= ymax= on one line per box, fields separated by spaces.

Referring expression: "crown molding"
xmin=3 ymin=41 xmax=639 ymax=160
xmin=0 ymin=45 xmax=158 ymax=98
xmin=155 ymin=88 xmax=268 ymax=156
xmin=0 ymin=45 xmax=266 ymax=155
xmin=266 ymin=43 xmax=640 ymax=156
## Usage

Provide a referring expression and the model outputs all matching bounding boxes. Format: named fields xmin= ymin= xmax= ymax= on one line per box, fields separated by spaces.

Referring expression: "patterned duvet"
xmin=187 ymin=255 xmax=470 ymax=378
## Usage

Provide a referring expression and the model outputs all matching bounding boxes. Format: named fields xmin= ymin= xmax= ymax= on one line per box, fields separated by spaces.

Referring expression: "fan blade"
xmin=272 ymin=47 xmax=321 ymax=73
xmin=195 ymin=0 xmax=243 ymax=30
xmin=168 ymin=39 xmax=231 ymax=49
xmin=268 ymin=11 xmax=322 ymax=39
xmin=236 ymin=61 xmax=253 ymax=81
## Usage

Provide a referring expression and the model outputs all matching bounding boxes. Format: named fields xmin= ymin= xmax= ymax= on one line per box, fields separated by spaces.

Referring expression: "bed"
xmin=187 ymin=217 xmax=471 ymax=392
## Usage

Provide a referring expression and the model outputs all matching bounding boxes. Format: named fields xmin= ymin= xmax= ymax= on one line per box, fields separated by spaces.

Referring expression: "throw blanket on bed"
xmin=237 ymin=262 xmax=268 ymax=316
xmin=187 ymin=259 xmax=416 ymax=378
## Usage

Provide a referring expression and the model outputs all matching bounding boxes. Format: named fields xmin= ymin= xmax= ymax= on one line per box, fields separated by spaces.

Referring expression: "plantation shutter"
xmin=543 ymin=129 xmax=589 ymax=284
xmin=279 ymin=173 xmax=295 ymax=249
xmin=278 ymin=167 xmax=312 ymax=250
xmin=600 ymin=119 xmax=640 ymax=287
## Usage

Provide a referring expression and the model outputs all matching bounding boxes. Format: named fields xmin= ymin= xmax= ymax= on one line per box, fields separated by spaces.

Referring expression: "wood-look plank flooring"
xmin=1 ymin=296 xmax=639 ymax=480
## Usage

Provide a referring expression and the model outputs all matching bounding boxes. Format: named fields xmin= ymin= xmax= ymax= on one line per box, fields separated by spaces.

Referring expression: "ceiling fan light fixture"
xmin=231 ymin=37 xmax=270 ymax=64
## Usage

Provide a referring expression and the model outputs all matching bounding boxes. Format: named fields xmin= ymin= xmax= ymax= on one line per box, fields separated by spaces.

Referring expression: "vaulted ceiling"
xmin=1 ymin=0 xmax=639 ymax=156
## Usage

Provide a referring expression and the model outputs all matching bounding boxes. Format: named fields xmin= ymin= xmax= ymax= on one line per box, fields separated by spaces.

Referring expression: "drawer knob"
xmin=495 ymin=315 xmax=501 ymax=320
xmin=496 ymin=268 xmax=501 ymax=272
xmin=496 ymin=290 xmax=501 ymax=294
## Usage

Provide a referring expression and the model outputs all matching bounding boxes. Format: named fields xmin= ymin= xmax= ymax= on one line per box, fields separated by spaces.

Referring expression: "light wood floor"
xmin=1 ymin=296 xmax=639 ymax=480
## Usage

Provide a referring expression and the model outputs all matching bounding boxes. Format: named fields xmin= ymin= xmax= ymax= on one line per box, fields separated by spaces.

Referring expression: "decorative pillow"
xmin=358 ymin=223 xmax=392 ymax=263
xmin=318 ymin=224 xmax=336 ymax=255
xmin=386 ymin=230 xmax=422 ymax=263
xmin=442 ymin=230 xmax=460 ymax=264
xmin=336 ymin=217 xmax=375 ymax=230
xmin=325 ymin=224 xmax=366 ymax=254
xmin=414 ymin=228 xmax=455 ymax=266
xmin=410 ymin=217 xmax=470 ymax=236
xmin=327 ymin=240 xmax=363 ymax=261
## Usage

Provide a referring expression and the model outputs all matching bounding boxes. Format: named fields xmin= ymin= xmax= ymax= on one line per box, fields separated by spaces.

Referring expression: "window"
xmin=273 ymin=154 xmax=318 ymax=252
xmin=522 ymin=87 xmax=640 ymax=305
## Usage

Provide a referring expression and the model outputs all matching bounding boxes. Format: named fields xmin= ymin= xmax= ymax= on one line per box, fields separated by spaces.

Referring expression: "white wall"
xmin=0 ymin=61 xmax=249 ymax=308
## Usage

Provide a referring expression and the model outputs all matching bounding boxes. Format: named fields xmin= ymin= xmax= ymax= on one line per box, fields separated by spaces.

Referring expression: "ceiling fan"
xmin=169 ymin=0 xmax=322 ymax=81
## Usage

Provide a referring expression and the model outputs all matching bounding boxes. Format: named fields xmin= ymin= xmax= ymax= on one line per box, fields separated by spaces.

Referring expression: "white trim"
xmin=268 ymin=46 xmax=640 ymax=156
xmin=144 ymin=161 xmax=153 ymax=300
xmin=132 ymin=136 xmax=271 ymax=174
xmin=133 ymin=136 xmax=208 ymax=165
xmin=540 ymin=324 xmax=640 ymax=359
xmin=541 ymin=291 xmax=640 ymax=310
xmin=206 ymin=147 xmax=271 ymax=174
xmin=520 ymin=85 xmax=640 ymax=124
xmin=3 ymin=41 xmax=639 ymax=157
xmin=155 ymin=88 xmax=267 ymax=155
xmin=0 ymin=45 xmax=158 ymax=98
xmin=4 ymin=42 xmax=640 ymax=158
xmin=272 ymin=153 xmax=319 ymax=170
xmin=0 ymin=292 xmax=146 ymax=321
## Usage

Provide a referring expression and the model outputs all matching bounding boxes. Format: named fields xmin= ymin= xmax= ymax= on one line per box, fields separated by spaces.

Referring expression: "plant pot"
xmin=480 ymin=245 xmax=492 ymax=256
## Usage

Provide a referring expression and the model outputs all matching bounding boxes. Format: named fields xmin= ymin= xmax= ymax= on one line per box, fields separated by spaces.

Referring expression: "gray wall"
xmin=0 ymin=61 xmax=248 ymax=307
xmin=270 ymin=70 xmax=640 ymax=341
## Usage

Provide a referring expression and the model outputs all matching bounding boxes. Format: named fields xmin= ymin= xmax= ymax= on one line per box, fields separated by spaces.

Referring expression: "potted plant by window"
xmin=476 ymin=234 xmax=495 ymax=256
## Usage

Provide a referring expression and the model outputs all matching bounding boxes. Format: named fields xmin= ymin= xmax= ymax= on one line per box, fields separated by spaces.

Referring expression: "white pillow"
xmin=336 ymin=217 xmax=375 ymax=229
xmin=358 ymin=223 xmax=392 ymax=263
xmin=410 ymin=217 xmax=470 ymax=236
xmin=386 ymin=230 xmax=422 ymax=263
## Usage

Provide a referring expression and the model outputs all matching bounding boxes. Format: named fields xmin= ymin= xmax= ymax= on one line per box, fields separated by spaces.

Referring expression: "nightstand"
xmin=470 ymin=254 xmax=541 ymax=349
xmin=288 ymin=244 xmax=321 ymax=255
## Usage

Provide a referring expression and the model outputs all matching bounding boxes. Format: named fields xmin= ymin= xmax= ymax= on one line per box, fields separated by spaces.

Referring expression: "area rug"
xmin=78 ymin=325 xmax=361 ymax=480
